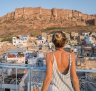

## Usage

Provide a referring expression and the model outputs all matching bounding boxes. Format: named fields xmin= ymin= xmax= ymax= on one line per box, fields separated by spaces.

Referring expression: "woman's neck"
xmin=56 ymin=47 xmax=64 ymax=51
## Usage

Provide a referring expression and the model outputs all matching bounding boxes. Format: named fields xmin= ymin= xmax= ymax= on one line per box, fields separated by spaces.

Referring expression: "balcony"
xmin=0 ymin=63 xmax=96 ymax=91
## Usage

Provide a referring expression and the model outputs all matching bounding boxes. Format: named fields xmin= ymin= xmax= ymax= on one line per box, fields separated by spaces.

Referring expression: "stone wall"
xmin=0 ymin=7 xmax=96 ymax=28
xmin=1 ymin=7 xmax=95 ymax=21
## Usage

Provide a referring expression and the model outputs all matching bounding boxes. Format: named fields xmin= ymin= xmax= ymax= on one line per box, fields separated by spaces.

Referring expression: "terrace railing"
xmin=0 ymin=63 xmax=96 ymax=91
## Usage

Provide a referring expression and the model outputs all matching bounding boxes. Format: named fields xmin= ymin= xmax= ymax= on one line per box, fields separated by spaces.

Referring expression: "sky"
xmin=0 ymin=0 xmax=96 ymax=16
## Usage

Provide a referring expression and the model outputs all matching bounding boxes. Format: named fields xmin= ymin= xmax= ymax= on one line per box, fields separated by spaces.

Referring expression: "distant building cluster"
xmin=12 ymin=35 xmax=29 ymax=47
xmin=0 ymin=31 xmax=96 ymax=91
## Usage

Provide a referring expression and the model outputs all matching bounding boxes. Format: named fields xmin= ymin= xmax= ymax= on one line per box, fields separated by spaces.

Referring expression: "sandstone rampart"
xmin=0 ymin=7 xmax=96 ymax=31
xmin=1 ymin=7 xmax=95 ymax=21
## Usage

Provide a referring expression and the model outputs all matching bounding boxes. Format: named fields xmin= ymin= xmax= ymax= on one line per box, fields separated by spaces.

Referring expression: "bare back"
xmin=41 ymin=49 xmax=80 ymax=91
xmin=51 ymin=50 xmax=69 ymax=74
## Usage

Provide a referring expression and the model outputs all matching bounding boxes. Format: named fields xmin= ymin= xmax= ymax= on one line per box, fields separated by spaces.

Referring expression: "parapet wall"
xmin=3 ymin=7 xmax=95 ymax=21
xmin=0 ymin=7 xmax=96 ymax=27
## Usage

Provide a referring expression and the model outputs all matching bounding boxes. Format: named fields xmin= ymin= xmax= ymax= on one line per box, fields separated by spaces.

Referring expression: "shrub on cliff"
xmin=1 ymin=37 xmax=12 ymax=43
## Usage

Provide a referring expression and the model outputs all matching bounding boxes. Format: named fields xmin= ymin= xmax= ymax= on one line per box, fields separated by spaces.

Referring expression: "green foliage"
xmin=42 ymin=27 xmax=65 ymax=32
xmin=1 ymin=36 xmax=12 ymax=43
xmin=31 ymin=31 xmax=41 ymax=37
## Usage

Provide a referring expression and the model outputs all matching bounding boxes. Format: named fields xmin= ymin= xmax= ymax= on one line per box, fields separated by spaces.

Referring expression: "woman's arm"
xmin=41 ymin=53 xmax=53 ymax=91
xmin=71 ymin=53 xmax=80 ymax=91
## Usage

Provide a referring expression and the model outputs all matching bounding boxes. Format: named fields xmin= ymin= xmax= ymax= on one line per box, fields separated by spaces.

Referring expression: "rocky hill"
xmin=0 ymin=7 xmax=96 ymax=36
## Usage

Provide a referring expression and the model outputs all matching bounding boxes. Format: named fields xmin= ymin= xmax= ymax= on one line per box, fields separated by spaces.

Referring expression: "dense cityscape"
xmin=0 ymin=0 xmax=96 ymax=90
xmin=0 ymin=31 xmax=96 ymax=91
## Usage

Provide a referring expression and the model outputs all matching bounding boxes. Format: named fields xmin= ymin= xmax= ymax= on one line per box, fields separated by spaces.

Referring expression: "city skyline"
xmin=0 ymin=0 xmax=96 ymax=16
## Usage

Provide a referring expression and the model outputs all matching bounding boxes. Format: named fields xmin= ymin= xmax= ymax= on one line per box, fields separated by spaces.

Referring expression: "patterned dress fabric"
xmin=48 ymin=53 xmax=74 ymax=91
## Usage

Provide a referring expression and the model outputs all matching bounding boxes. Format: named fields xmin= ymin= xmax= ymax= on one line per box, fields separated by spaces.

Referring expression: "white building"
xmin=12 ymin=35 xmax=29 ymax=47
xmin=28 ymin=51 xmax=46 ymax=66
xmin=5 ymin=48 xmax=27 ymax=64
xmin=6 ymin=55 xmax=25 ymax=64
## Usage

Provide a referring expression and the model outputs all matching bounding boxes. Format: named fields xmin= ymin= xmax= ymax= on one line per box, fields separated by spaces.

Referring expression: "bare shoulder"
xmin=64 ymin=51 xmax=76 ymax=61
xmin=70 ymin=52 xmax=76 ymax=62
xmin=71 ymin=52 xmax=76 ymax=58
xmin=64 ymin=51 xmax=70 ymax=57
xmin=46 ymin=52 xmax=53 ymax=63
xmin=46 ymin=52 xmax=53 ymax=57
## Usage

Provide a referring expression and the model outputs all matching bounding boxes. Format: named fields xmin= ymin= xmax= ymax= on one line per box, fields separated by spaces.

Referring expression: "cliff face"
xmin=0 ymin=7 xmax=96 ymax=36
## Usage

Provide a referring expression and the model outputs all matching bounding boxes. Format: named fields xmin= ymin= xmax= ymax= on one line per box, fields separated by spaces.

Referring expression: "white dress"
xmin=48 ymin=53 xmax=74 ymax=91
